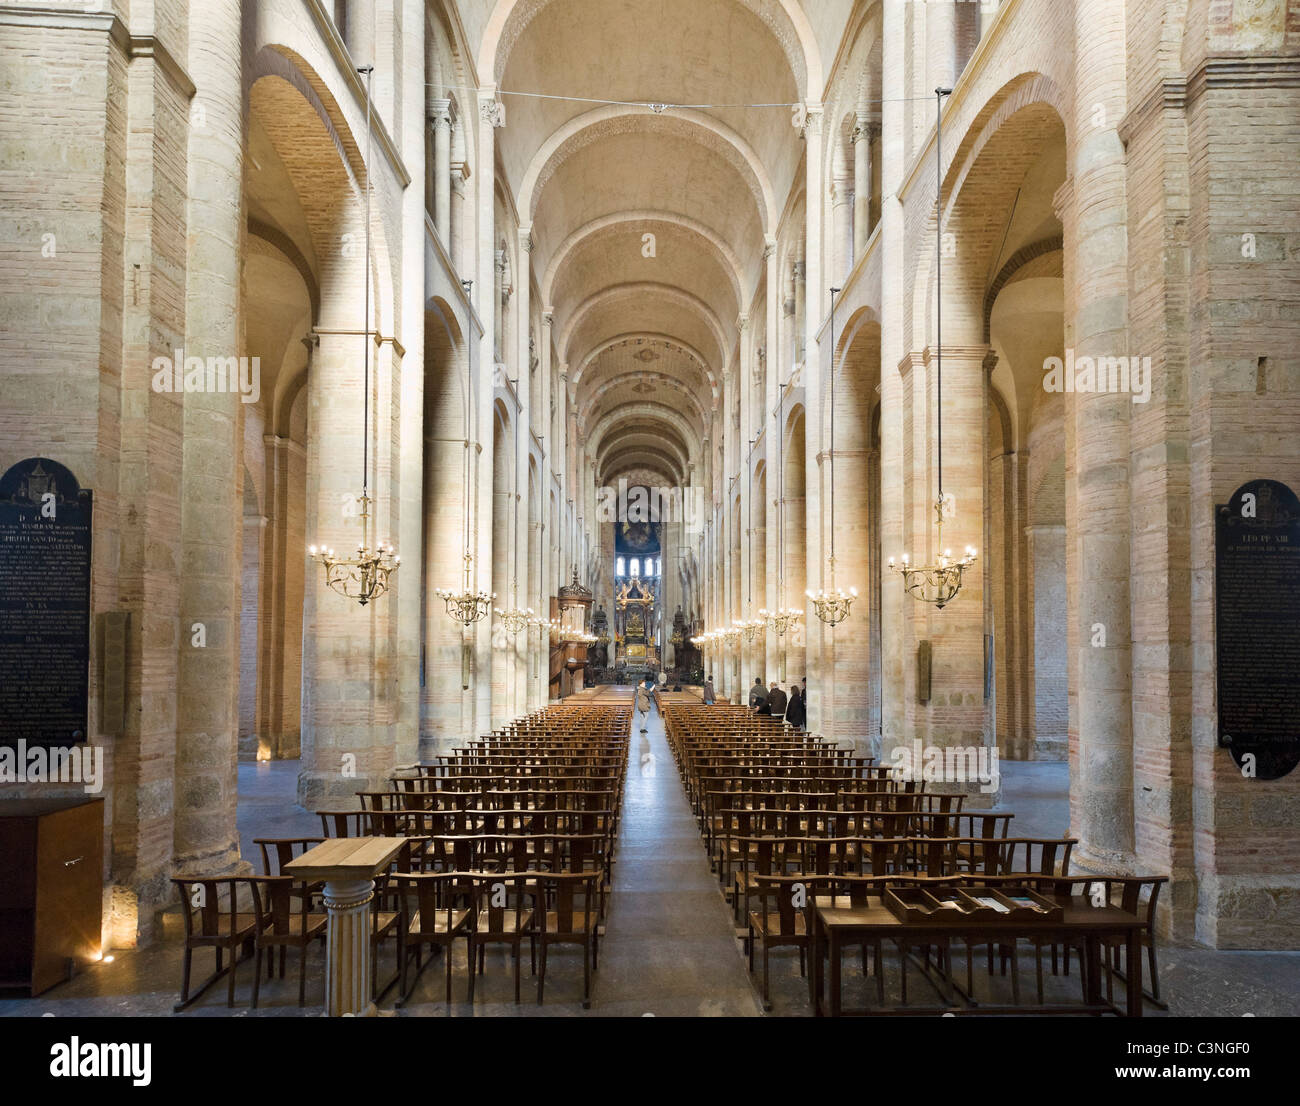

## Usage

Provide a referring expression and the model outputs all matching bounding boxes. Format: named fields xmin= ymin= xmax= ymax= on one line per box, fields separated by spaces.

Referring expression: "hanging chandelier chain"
xmin=307 ymin=65 xmax=400 ymax=607
xmin=887 ymin=86 xmax=976 ymax=613
xmin=362 ymin=65 xmax=373 ymax=509
xmin=809 ymin=284 xmax=856 ymax=627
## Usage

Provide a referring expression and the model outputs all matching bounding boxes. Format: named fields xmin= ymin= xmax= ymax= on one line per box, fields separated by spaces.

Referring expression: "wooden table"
xmin=808 ymin=893 xmax=1146 ymax=1017
xmin=284 ymin=837 xmax=407 ymax=1016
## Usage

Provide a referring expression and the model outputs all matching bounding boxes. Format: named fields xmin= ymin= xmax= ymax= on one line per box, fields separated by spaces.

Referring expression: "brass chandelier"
xmin=759 ymin=606 xmax=802 ymax=636
xmin=496 ymin=604 xmax=536 ymax=635
xmin=888 ymin=87 xmax=976 ymax=610
xmin=809 ymin=285 xmax=857 ymax=625
xmin=437 ymin=552 xmax=494 ymax=625
xmin=309 ymin=65 xmax=398 ymax=606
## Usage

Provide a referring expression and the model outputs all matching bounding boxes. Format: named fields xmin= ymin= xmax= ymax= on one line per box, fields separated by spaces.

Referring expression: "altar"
xmin=615 ymin=576 xmax=657 ymax=675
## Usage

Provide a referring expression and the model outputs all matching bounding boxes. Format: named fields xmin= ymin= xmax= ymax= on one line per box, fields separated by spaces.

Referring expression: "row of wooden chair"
xmin=661 ymin=700 xmax=1169 ymax=1013
xmin=172 ymin=700 xmax=631 ymax=1011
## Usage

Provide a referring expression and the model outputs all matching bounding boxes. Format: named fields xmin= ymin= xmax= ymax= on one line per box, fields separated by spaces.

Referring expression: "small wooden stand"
xmin=284 ymin=837 xmax=407 ymax=1016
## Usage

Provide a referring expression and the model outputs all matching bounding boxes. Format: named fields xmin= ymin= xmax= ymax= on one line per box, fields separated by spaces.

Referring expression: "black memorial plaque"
xmin=1215 ymin=478 xmax=1300 ymax=780
xmin=0 ymin=458 xmax=93 ymax=745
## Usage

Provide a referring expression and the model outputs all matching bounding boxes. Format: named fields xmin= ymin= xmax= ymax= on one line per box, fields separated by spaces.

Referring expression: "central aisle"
xmin=591 ymin=701 xmax=762 ymax=1016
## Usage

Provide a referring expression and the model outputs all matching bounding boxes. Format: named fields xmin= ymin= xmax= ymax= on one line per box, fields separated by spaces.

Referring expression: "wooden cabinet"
xmin=0 ymin=797 xmax=104 ymax=995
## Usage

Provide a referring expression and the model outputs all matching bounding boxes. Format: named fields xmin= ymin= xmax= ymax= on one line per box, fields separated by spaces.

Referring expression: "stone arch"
xmin=577 ymin=370 xmax=710 ymax=435
xmin=908 ymin=74 xmax=1069 ymax=351
xmin=559 ymin=283 xmax=729 ymax=373
xmin=572 ymin=331 xmax=718 ymax=402
xmin=542 ymin=210 xmax=746 ymax=310
xmin=248 ymin=46 xmax=398 ymax=338
xmin=478 ymin=0 xmax=823 ymax=99
xmin=520 ymin=105 xmax=778 ymax=233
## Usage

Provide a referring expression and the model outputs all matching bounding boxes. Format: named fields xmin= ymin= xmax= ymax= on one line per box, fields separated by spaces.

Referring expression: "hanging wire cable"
xmin=426 ymin=83 xmax=944 ymax=111
xmin=935 ymin=88 xmax=944 ymax=508
xmin=361 ymin=64 xmax=373 ymax=508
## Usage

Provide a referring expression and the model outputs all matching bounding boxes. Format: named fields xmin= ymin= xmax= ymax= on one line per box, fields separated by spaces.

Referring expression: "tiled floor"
xmin=3 ymin=706 xmax=1298 ymax=1017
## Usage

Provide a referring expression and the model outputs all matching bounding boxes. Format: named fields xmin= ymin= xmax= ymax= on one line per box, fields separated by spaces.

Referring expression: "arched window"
xmin=630 ymin=557 xmax=640 ymax=577
xmin=616 ymin=555 xmax=625 ymax=577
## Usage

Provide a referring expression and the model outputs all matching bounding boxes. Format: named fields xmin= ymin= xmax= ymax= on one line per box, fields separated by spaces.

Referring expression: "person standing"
xmin=785 ymin=685 xmax=805 ymax=730
xmin=766 ymin=681 xmax=787 ymax=721
xmin=702 ymin=674 xmax=715 ymax=705
xmin=748 ymin=677 xmax=766 ymax=710
xmin=636 ymin=676 xmax=653 ymax=731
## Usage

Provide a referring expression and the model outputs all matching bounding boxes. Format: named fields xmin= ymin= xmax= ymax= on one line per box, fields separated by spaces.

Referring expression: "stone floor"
xmin=3 ymin=704 xmax=1298 ymax=1017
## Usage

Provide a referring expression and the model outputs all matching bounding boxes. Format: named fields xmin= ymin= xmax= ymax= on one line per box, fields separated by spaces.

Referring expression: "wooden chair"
xmin=469 ymin=873 xmax=537 ymax=1004
xmin=536 ymin=872 xmax=600 ymax=1009
xmin=732 ymin=836 xmax=797 ymax=926
xmin=1056 ymin=875 xmax=1168 ymax=1009
xmin=747 ymin=874 xmax=812 ymax=1009
xmin=801 ymin=874 xmax=899 ymax=1006
xmin=393 ymin=872 xmax=476 ymax=1007
xmin=171 ymin=876 xmax=261 ymax=1010
xmin=247 ymin=875 xmax=327 ymax=1008
xmin=370 ymin=839 xmax=427 ymax=1000
xmin=254 ymin=837 xmax=325 ymax=926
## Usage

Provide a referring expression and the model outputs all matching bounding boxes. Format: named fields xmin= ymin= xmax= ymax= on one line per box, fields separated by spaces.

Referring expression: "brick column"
xmin=174 ymin=0 xmax=243 ymax=877
xmin=1068 ymin=0 xmax=1134 ymax=869
xmin=299 ymin=327 xmax=399 ymax=808
xmin=911 ymin=344 xmax=994 ymax=804
xmin=473 ymin=89 xmax=502 ymax=737
xmin=256 ymin=434 xmax=307 ymax=760
xmin=800 ymin=107 xmax=823 ymax=725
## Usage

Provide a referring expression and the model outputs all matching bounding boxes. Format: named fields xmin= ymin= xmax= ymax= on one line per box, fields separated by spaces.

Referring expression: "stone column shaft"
xmin=853 ymin=118 xmax=875 ymax=254
xmin=1069 ymin=0 xmax=1133 ymax=868
xmin=431 ymin=100 xmax=451 ymax=240
xmin=175 ymin=0 xmax=243 ymax=876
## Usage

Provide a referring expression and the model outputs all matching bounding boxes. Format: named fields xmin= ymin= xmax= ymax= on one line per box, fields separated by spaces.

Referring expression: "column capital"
xmin=763 ymin=236 xmax=777 ymax=259
xmin=736 ymin=312 xmax=749 ymax=331
xmin=542 ymin=307 xmax=554 ymax=327
xmin=518 ymin=224 xmax=534 ymax=252
xmin=429 ymin=98 xmax=451 ymax=127
xmin=851 ymin=114 xmax=879 ymax=143
xmin=479 ymin=94 xmax=506 ymax=128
